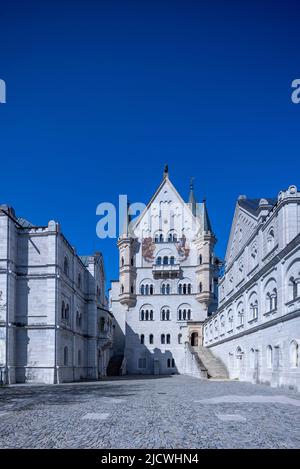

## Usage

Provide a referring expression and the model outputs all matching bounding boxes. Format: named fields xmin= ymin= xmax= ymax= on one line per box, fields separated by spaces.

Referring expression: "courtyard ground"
xmin=0 ymin=375 xmax=300 ymax=449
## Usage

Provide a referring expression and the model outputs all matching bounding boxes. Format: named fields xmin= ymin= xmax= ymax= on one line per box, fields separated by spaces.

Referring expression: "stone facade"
xmin=203 ymin=186 xmax=300 ymax=391
xmin=110 ymin=169 xmax=219 ymax=375
xmin=0 ymin=205 xmax=113 ymax=384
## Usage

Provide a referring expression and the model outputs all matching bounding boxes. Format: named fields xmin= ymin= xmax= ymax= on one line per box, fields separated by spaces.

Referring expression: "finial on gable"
xmin=164 ymin=164 xmax=169 ymax=178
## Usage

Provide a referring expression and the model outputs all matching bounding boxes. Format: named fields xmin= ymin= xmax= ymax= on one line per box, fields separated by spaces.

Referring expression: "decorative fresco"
xmin=142 ymin=237 xmax=156 ymax=262
xmin=175 ymin=234 xmax=190 ymax=261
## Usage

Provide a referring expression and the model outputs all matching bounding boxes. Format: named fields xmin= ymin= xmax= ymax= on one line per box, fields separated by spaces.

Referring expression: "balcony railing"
xmin=152 ymin=263 xmax=181 ymax=278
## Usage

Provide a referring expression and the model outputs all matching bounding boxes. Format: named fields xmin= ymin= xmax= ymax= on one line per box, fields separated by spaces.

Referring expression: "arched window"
xmin=166 ymin=309 xmax=170 ymax=320
xmin=64 ymin=256 xmax=69 ymax=276
xmin=140 ymin=310 xmax=145 ymax=321
xmin=61 ymin=301 xmax=65 ymax=319
xmin=172 ymin=358 xmax=175 ymax=368
xmin=173 ymin=234 xmax=177 ymax=242
xmin=150 ymin=285 xmax=154 ymax=295
xmin=78 ymin=349 xmax=81 ymax=366
xmin=250 ymin=348 xmax=255 ymax=369
xmin=154 ymin=234 xmax=159 ymax=243
xmin=150 ymin=310 xmax=153 ymax=320
xmin=63 ymin=346 xmax=68 ymax=366
xmin=187 ymin=284 xmax=192 ymax=294
xmin=140 ymin=285 xmax=145 ymax=295
xmin=149 ymin=334 xmax=154 ymax=345
xmin=170 ymin=256 xmax=175 ymax=265
xmin=183 ymin=309 xmax=186 ymax=320
xmin=145 ymin=310 xmax=149 ymax=321
xmin=199 ymin=282 xmax=202 ymax=293
xmin=159 ymin=233 xmax=164 ymax=242
xmin=166 ymin=334 xmax=170 ymax=344
xmin=267 ymin=345 xmax=273 ymax=369
xmin=168 ymin=233 xmax=173 ymax=242
xmin=183 ymin=284 xmax=187 ymax=295
xmin=161 ymin=334 xmax=165 ymax=344
xmin=178 ymin=284 xmax=182 ymax=294
xmin=65 ymin=304 xmax=69 ymax=321
xmin=166 ymin=284 xmax=170 ymax=294
xmin=167 ymin=358 xmax=171 ymax=368
xmin=140 ymin=334 xmax=144 ymax=344
xmin=290 ymin=341 xmax=299 ymax=368
xmin=161 ymin=309 xmax=165 ymax=321
xmin=178 ymin=309 xmax=182 ymax=320
xmin=162 ymin=284 xmax=166 ymax=295
xmin=163 ymin=256 xmax=168 ymax=265
xmin=121 ymin=256 xmax=124 ymax=267
xmin=187 ymin=309 xmax=191 ymax=320
xmin=156 ymin=257 xmax=162 ymax=265
xmin=145 ymin=285 xmax=149 ymax=295
xmin=267 ymin=228 xmax=275 ymax=251
xmin=199 ymin=254 xmax=202 ymax=264
xmin=290 ymin=277 xmax=298 ymax=300
xmin=178 ymin=334 xmax=182 ymax=344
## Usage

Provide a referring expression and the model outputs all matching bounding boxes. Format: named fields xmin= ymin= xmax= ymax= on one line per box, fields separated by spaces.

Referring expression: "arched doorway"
xmin=191 ymin=332 xmax=198 ymax=347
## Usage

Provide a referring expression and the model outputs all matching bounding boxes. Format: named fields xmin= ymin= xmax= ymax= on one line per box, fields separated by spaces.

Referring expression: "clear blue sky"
xmin=0 ymin=0 xmax=299 ymax=290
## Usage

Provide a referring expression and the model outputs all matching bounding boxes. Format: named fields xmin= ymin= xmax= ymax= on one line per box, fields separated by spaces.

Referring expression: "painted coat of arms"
xmin=142 ymin=237 xmax=156 ymax=262
xmin=176 ymin=234 xmax=190 ymax=261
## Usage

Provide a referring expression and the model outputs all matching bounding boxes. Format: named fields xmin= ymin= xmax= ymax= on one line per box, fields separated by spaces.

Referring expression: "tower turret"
xmin=194 ymin=199 xmax=218 ymax=312
xmin=118 ymin=203 xmax=137 ymax=307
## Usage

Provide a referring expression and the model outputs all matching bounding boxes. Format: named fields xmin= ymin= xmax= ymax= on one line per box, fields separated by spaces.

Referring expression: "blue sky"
xmin=0 ymin=0 xmax=299 ymax=289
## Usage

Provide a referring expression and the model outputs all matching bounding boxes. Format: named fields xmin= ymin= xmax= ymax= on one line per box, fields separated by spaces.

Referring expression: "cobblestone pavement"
xmin=0 ymin=375 xmax=300 ymax=449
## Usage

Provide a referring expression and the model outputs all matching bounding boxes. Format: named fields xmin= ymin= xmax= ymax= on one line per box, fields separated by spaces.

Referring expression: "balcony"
xmin=152 ymin=263 xmax=181 ymax=279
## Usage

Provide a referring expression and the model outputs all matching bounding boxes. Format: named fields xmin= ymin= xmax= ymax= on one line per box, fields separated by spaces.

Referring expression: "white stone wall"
xmin=204 ymin=186 xmax=300 ymax=391
xmin=0 ymin=205 xmax=111 ymax=384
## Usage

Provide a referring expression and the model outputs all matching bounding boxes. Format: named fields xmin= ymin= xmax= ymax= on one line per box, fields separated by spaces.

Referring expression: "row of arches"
xmin=139 ymin=305 xmax=192 ymax=321
xmin=63 ymin=346 xmax=82 ymax=366
xmin=228 ymin=341 xmax=299 ymax=372
xmin=139 ymin=281 xmax=194 ymax=295
xmin=140 ymin=333 xmax=184 ymax=345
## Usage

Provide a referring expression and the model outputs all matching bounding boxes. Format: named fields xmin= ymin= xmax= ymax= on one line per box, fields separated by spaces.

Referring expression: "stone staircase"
xmin=193 ymin=346 xmax=229 ymax=379
xmin=107 ymin=355 xmax=124 ymax=376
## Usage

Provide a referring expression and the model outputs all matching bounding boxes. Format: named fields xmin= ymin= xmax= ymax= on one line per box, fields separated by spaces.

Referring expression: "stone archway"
xmin=191 ymin=332 xmax=199 ymax=347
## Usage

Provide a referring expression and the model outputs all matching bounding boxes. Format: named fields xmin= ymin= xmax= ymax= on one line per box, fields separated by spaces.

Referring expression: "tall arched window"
xmin=290 ymin=341 xmax=299 ymax=368
xmin=290 ymin=277 xmax=298 ymax=300
xmin=187 ymin=309 xmax=191 ymax=320
xmin=166 ymin=334 xmax=170 ymax=344
xmin=150 ymin=285 xmax=154 ymax=295
xmin=140 ymin=310 xmax=145 ymax=321
xmin=64 ymin=256 xmax=69 ymax=276
xmin=149 ymin=334 xmax=154 ymax=345
xmin=150 ymin=310 xmax=153 ymax=320
xmin=178 ymin=334 xmax=182 ymax=344
xmin=166 ymin=309 xmax=170 ymax=320
xmin=163 ymin=256 xmax=168 ymax=265
xmin=161 ymin=334 xmax=165 ymax=344
xmin=187 ymin=284 xmax=192 ymax=294
xmin=156 ymin=257 xmax=162 ymax=265
xmin=145 ymin=310 xmax=149 ymax=321
xmin=178 ymin=309 xmax=182 ymax=320
xmin=170 ymin=256 xmax=175 ymax=265
xmin=145 ymin=284 xmax=149 ymax=295
xmin=159 ymin=233 xmax=164 ymax=242
xmin=166 ymin=284 xmax=170 ymax=294
xmin=199 ymin=254 xmax=202 ymax=264
xmin=63 ymin=346 xmax=68 ymax=366
xmin=140 ymin=285 xmax=145 ymax=295
xmin=161 ymin=284 xmax=166 ymax=295
xmin=178 ymin=284 xmax=182 ymax=294
xmin=140 ymin=334 xmax=144 ymax=344
xmin=267 ymin=345 xmax=273 ymax=369
xmin=167 ymin=358 xmax=171 ymax=368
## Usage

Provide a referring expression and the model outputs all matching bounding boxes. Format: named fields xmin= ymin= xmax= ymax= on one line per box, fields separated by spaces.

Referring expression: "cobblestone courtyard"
xmin=0 ymin=375 xmax=300 ymax=449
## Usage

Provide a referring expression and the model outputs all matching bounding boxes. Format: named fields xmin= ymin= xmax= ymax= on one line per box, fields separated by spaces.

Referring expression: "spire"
xmin=188 ymin=177 xmax=197 ymax=216
xmin=163 ymin=164 xmax=169 ymax=179
xmin=202 ymin=197 xmax=213 ymax=233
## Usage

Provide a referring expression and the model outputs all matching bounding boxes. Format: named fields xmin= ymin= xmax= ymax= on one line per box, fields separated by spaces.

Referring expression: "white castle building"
xmin=110 ymin=166 xmax=222 ymax=376
xmin=203 ymin=186 xmax=300 ymax=391
xmin=0 ymin=205 xmax=113 ymax=385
